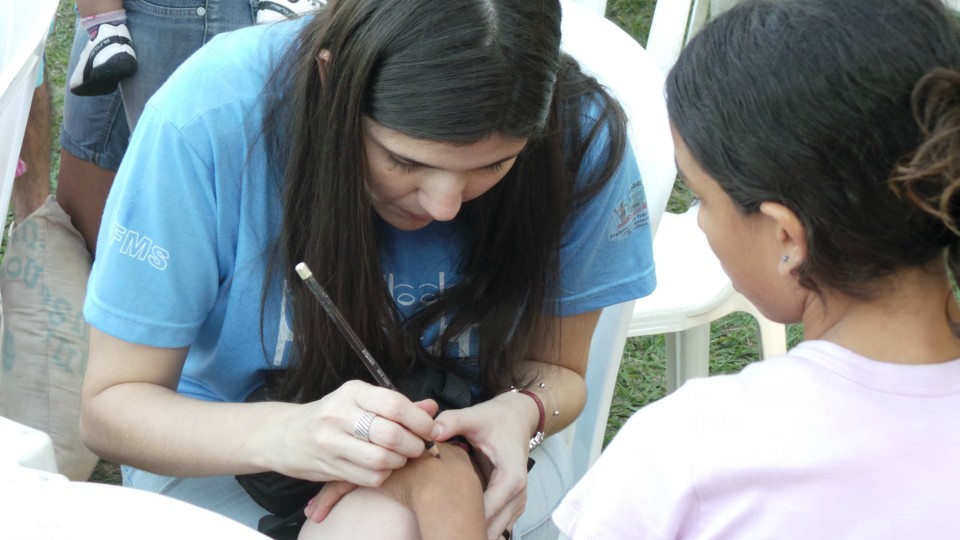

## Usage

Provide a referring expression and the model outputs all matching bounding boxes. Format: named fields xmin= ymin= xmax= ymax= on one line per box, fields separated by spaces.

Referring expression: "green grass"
xmin=607 ymin=0 xmax=657 ymax=46
xmin=45 ymin=2 xmax=78 ymax=185
xmin=43 ymin=0 xmax=791 ymax=481
xmin=608 ymin=315 xmax=804 ymax=446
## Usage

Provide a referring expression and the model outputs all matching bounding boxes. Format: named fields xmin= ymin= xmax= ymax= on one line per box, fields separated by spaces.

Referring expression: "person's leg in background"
xmin=58 ymin=0 xmax=258 ymax=253
xmin=57 ymin=14 xmax=129 ymax=256
xmin=12 ymin=71 xmax=52 ymax=224
xmin=56 ymin=153 xmax=117 ymax=255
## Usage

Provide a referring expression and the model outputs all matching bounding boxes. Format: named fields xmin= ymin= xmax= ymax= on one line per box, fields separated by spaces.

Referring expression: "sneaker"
xmin=256 ymin=0 xmax=324 ymax=24
xmin=69 ymin=23 xmax=138 ymax=97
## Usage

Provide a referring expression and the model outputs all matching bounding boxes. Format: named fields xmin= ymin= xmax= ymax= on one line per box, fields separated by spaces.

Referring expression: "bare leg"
xmin=55 ymin=151 xmax=115 ymax=256
xmin=12 ymin=79 xmax=52 ymax=224
xmin=298 ymin=487 xmax=420 ymax=540
xmin=76 ymin=0 xmax=126 ymax=18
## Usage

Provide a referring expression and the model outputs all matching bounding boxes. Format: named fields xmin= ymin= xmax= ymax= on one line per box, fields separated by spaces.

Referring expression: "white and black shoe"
xmin=256 ymin=0 xmax=324 ymax=24
xmin=69 ymin=23 xmax=138 ymax=97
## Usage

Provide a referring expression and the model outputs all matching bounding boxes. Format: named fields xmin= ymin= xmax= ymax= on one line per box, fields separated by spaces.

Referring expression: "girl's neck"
xmin=801 ymin=263 xmax=960 ymax=365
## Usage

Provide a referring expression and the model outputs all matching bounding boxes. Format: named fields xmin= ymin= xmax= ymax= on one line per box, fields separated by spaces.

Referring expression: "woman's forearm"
xmin=81 ymin=328 xmax=291 ymax=476
xmin=81 ymin=380 xmax=296 ymax=477
xmin=506 ymin=309 xmax=601 ymax=441
xmin=82 ymin=329 xmax=438 ymax=484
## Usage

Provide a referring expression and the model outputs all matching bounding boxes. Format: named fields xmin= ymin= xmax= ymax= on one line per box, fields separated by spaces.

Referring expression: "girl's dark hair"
xmin=261 ymin=0 xmax=626 ymax=401
xmin=666 ymin=0 xmax=960 ymax=297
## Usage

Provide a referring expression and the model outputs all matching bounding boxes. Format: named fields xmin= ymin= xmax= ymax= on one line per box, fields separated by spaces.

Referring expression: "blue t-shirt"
xmin=84 ymin=20 xmax=656 ymax=403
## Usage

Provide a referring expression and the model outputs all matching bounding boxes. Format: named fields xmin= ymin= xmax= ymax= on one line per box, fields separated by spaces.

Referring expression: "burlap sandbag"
xmin=0 ymin=195 xmax=98 ymax=480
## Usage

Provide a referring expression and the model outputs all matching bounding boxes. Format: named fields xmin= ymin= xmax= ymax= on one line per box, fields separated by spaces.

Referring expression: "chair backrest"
xmin=0 ymin=0 xmax=59 ymax=224
xmin=646 ymin=0 xmax=716 ymax=78
xmin=560 ymin=0 xmax=675 ymax=235
xmin=557 ymin=0 xmax=676 ymax=481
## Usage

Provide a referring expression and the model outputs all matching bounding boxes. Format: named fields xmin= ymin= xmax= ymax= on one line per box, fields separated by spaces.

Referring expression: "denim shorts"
xmin=123 ymin=434 xmax=573 ymax=538
xmin=60 ymin=0 xmax=255 ymax=170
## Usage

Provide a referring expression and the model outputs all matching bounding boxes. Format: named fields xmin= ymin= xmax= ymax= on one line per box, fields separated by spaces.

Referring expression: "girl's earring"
xmin=781 ymin=255 xmax=790 ymax=263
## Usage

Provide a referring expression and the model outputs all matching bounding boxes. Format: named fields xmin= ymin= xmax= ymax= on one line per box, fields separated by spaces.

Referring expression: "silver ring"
xmin=352 ymin=411 xmax=377 ymax=442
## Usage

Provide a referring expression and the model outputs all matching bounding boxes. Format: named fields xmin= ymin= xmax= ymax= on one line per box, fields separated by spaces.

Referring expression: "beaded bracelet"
xmin=535 ymin=382 xmax=560 ymax=435
xmin=506 ymin=384 xmax=560 ymax=451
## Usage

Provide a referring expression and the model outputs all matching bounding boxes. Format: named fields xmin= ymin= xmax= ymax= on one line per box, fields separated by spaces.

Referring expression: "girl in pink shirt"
xmin=555 ymin=0 xmax=960 ymax=538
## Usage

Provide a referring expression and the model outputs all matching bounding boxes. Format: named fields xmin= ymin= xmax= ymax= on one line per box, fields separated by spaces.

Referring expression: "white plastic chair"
xmin=557 ymin=0 xmax=676 ymax=482
xmin=571 ymin=0 xmax=607 ymax=15
xmin=646 ymin=0 xmax=708 ymax=77
xmin=0 ymin=416 xmax=58 ymax=474
xmin=0 ymin=0 xmax=59 ymax=226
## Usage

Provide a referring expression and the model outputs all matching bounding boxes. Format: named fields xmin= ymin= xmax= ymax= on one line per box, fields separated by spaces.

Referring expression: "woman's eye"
xmin=389 ymin=155 xmax=420 ymax=173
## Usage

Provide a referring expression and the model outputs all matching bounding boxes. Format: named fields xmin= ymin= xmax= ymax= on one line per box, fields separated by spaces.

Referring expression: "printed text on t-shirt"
xmin=109 ymin=223 xmax=170 ymax=270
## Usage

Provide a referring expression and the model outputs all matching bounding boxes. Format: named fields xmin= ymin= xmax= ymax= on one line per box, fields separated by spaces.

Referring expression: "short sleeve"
xmin=84 ymin=105 xmax=221 ymax=348
xmin=556 ymin=111 xmax=656 ymax=316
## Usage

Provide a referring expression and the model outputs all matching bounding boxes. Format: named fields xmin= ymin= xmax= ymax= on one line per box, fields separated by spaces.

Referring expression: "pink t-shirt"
xmin=554 ymin=340 xmax=960 ymax=539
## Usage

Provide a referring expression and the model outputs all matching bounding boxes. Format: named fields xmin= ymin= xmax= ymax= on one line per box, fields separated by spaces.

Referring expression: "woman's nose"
xmin=418 ymin=174 xmax=466 ymax=221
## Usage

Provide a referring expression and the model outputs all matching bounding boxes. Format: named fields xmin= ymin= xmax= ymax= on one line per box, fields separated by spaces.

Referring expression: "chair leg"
xmin=664 ymin=324 xmax=710 ymax=393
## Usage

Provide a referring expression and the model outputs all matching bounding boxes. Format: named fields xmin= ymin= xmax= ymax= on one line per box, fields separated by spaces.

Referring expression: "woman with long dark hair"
xmin=79 ymin=0 xmax=655 ymax=537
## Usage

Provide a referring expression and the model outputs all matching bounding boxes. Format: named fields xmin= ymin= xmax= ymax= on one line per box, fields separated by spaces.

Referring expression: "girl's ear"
xmin=759 ymin=201 xmax=807 ymax=276
xmin=316 ymin=49 xmax=332 ymax=84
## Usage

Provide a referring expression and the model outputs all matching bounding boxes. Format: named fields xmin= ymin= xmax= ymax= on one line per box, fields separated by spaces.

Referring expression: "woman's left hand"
xmin=433 ymin=391 xmax=538 ymax=540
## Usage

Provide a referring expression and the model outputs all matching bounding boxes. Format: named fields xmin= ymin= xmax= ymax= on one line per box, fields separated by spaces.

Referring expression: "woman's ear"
xmin=759 ymin=201 xmax=808 ymax=276
xmin=316 ymin=49 xmax=332 ymax=84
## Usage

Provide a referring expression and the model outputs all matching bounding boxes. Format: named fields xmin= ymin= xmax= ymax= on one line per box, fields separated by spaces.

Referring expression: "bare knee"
xmin=297 ymin=487 xmax=419 ymax=540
